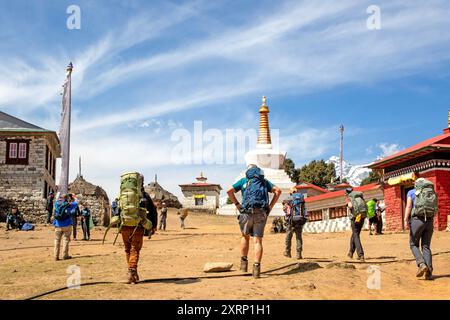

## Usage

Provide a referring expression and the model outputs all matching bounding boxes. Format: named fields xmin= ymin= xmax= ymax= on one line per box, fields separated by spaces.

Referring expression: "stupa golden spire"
xmin=257 ymin=96 xmax=272 ymax=145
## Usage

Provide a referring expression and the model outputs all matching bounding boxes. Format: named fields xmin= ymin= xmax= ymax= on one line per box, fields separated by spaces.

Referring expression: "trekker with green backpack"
xmin=404 ymin=178 xmax=438 ymax=281
xmin=104 ymin=172 xmax=156 ymax=284
xmin=346 ymin=188 xmax=368 ymax=262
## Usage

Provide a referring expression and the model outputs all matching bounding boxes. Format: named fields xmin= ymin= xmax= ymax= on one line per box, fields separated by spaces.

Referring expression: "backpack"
xmin=413 ymin=179 xmax=438 ymax=220
xmin=348 ymin=191 xmax=368 ymax=219
xmin=21 ymin=222 xmax=34 ymax=231
xmin=119 ymin=172 xmax=150 ymax=228
xmin=102 ymin=172 xmax=152 ymax=246
xmin=241 ymin=167 xmax=269 ymax=211
xmin=54 ymin=202 xmax=70 ymax=221
xmin=288 ymin=193 xmax=308 ymax=226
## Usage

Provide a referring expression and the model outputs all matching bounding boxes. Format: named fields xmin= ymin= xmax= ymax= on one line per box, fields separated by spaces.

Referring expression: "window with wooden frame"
xmin=45 ymin=145 xmax=49 ymax=170
xmin=308 ymin=210 xmax=323 ymax=222
xmin=6 ymin=140 xmax=30 ymax=165
xmin=330 ymin=206 xmax=349 ymax=219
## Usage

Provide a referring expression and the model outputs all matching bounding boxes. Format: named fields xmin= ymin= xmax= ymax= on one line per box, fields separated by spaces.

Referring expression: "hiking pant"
xmin=377 ymin=213 xmax=383 ymax=234
xmin=159 ymin=213 xmax=167 ymax=230
xmin=47 ymin=209 xmax=53 ymax=224
xmin=121 ymin=226 xmax=145 ymax=270
xmin=54 ymin=226 xmax=71 ymax=259
xmin=71 ymin=217 xmax=78 ymax=239
xmin=180 ymin=217 xmax=186 ymax=229
xmin=81 ymin=216 xmax=90 ymax=240
xmin=349 ymin=218 xmax=365 ymax=258
xmin=409 ymin=216 xmax=434 ymax=274
xmin=285 ymin=224 xmax=303 ymax=254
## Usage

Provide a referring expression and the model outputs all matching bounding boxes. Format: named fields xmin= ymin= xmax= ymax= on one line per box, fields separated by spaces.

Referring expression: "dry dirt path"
xmin=1 ymin=209 xmax=449 ymax=300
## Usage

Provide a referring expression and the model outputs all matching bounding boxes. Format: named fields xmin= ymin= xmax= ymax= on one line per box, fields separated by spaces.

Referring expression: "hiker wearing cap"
xmin=346 ymin=188 xmax=367 ymax=262
xmin=227 ymin=164 xmax=282 ymax=279
xmin=283 ymin=187 xmax=307 ymax=260
xmin=404 ymin=178 xmax=438 ymax=281
xmin=53 ymin=194 xmax=73 ymax=260
xmin=367 ymin=198 xmax=379 ymax=235
xmin=159 ymin=202 xmax=168 ymax=231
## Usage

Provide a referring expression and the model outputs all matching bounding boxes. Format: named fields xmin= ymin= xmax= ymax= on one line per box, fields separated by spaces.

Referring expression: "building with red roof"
xmin=368 ymin=112 xmax=450 ymax=231
xmin=179 ymin=172 xmax=222 ymax=214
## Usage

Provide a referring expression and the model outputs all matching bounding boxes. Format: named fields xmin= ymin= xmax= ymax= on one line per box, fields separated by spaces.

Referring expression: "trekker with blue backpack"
xmin=227 ymin=164 xmax=282 ymax=279
xmin=53 ymin=194 xmax=73 ymax=261
xmin=404 ymin=178 xmax=438 ymax=281
xmin=283 ymin=187 xmax=308 ymax=260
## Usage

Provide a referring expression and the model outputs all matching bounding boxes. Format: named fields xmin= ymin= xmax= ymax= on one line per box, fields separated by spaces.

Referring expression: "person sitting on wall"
xmin=6 ymin=206 xmax=24 ymax=231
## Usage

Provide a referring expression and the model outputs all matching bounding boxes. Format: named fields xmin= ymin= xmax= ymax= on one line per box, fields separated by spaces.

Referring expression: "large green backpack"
xmin=349 ymin=191 xmax=368 ymax=218
xmin=119 ymin=172 xmax=146 ymax=227
xmin=102 ymin=172 xmax=152 ymax=245
xmin=412 ymin=178 xmax=438 ymax=219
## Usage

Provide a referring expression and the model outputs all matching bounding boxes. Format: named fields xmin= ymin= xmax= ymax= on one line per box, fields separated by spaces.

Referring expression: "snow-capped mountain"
xmin=327 ymin=156 xmax=372 ymax=187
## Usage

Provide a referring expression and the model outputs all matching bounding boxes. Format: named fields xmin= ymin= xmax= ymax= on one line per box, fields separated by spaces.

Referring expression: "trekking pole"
xmin=113 ymin=223 xmax=123 ymax=246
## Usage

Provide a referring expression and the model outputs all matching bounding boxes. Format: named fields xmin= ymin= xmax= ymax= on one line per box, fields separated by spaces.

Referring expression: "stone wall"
xmin=0 ymin=136 xmax=57 ymax=223
xmin=76 ymin=195 xmax=110 ymax=227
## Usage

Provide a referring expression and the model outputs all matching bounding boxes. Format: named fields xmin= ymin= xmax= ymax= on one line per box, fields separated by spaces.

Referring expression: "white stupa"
xmin=218 ymin=96 xmax=295 ymax=216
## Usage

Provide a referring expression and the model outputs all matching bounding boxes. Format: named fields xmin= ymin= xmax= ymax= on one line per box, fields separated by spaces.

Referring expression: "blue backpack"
xmin=241 ymin=167 xmax=269 ymax=211
xmin=54 ymin=202 xmax=70 ymax=221
xmin=289 ymin=193 xmax=308 ymax=225
xmin=21 ymin=223 xmax=34 ymax=231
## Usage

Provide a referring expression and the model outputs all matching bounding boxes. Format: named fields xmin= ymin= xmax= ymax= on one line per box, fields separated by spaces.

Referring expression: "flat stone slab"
xmin=325 ymin=262 xmax=356 ymax=270
xmin=203 ymin=262 xmax=234 ymax=273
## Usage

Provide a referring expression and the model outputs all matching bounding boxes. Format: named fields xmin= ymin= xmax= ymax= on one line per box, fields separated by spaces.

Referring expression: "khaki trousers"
xmin=54 ymin=226 xmax=72 ymax=259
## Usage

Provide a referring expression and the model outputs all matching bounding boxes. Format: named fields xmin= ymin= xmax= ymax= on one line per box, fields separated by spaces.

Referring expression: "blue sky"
xmin=1 ymin=0 xmax=450 ymax=199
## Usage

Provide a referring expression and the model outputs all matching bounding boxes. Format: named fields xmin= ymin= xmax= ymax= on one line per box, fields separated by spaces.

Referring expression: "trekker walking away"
xmin=46 ymin=191 xmax=55 ymax=224
xmin=159 ymin=203 xmax=168 ymax=231
xmin=346 ymin=188 xmax=367 ymax=262
xmin=80 ymin=204 xmax=91 ymax=241
xmin=113 ymin=172 xmax=155 ymax=284
xmin=284 ymin=187 xmax=307 ymax=260
xmin=367 ymin=198 xmax=379 ymax=235
xmin=404 ymin=178 xmax=438 ymax=281
xmin=177 ymin=207 xmax=188 ymax=229
xmin=227 ymin=164 xmax=282 ymax=279
xmin=376 ymin=202 xmax=384 ymax=235
xmin=53 ymin=194 xmax=72 ymax=260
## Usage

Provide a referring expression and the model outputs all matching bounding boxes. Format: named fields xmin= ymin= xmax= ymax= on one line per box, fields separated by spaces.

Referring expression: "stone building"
xmin=369 ymin=112 xmax=450 ymax=232
xmin=0 ymin=111 xmax=60 ymax=222
xmin=145 ymin=175 xmax=181 ymax=208
xmin=179 ymin=172 xmax=222 ymax=214
xmin=69 ymin=175 xmax=111 ymax=227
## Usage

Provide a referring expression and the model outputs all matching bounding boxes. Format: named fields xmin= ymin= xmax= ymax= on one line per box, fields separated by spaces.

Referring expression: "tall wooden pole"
xmin=339 ymin=125 xmax=344 ymax=183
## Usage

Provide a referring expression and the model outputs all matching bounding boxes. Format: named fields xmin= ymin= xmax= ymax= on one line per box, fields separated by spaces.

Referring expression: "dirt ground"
xmin=1 ymin=209 xmax=449 ymax=300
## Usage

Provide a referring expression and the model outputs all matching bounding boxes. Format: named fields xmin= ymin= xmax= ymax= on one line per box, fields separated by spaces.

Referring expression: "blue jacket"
xmin=53 ymin=200 xmax=72 ymax=228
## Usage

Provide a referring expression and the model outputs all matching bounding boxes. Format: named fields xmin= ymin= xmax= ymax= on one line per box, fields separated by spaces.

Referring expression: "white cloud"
xmin=377 ymin=143 xmax=403 ymax=158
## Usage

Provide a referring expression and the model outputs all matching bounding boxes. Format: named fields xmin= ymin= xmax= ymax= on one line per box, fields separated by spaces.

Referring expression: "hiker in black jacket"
xmin=140 ymin=186 xmax=158 ymax=239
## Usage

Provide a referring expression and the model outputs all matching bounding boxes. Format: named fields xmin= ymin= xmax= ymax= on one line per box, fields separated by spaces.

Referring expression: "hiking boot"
xmin=296 ymin=252 xmax=303 ymax=260
xmin=284 ymin=251 xmax=291 ymax=258
xmin=55 ymin=257 xmax=60 ymax=261
xmin=240 ymin=257 xmax=248 ymax=273
xmin=416 ymin=263 xmax=429 ymax=278
xmin=63 ymin=256 xmax=72 ymax=260
xmin=347 ymin=252 xmax=354 ymax=259
xmin=357 ymin=255 xmax=365 ymax=262
xmin=253 ymin=263 xmax=261 ymax=279
xmin=424 ymin=270 xmax=433 ymax=281
xmin=131 ymin=269 xmax=139 ymax=283
xmin=126 ymin=269 xmax=134 ymax=284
